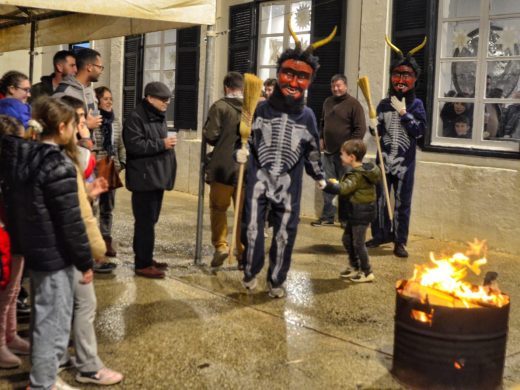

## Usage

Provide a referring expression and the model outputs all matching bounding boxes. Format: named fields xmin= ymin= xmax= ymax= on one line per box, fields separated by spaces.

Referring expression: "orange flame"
xmin=406 ymin=239 xmax=509 ymax=308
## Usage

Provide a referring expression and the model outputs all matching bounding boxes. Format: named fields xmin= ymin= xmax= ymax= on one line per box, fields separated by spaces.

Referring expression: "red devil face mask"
xmin=391 ymin=65 xmax=417 ymax=94
xmin=278 ymin=59 xmax=314 ymax=101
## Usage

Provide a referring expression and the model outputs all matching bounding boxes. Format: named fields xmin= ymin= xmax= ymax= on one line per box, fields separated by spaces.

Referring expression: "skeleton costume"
xmin=370 ymin=36 xmax=427 ymax=254
xmin=241 ymin=24 xmax=336 ymax=293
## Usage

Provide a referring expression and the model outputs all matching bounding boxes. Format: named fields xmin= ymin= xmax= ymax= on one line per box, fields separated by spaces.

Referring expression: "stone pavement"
xmin=1 ymin=190 xmax=519 ymax=389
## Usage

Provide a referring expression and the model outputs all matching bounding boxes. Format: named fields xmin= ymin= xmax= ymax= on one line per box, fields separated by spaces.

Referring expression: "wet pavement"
xmin=2 ymin=189 xmax=520 ymax=389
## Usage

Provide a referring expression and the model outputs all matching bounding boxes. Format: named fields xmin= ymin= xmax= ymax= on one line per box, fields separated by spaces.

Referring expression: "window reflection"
xmin=501 ymin=92 xmax=520 ymax=139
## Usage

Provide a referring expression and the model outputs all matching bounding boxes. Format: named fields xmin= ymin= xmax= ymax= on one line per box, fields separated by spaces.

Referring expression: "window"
xmin=432 ymin=0 xmax=520 ymax=152
xmin=257 ymin=0 xmax=312 ymax=81
xmin=143 ymin=30 xmax=176 ymax=126
xmin=69 ymin=41 xmax=90 ymax=53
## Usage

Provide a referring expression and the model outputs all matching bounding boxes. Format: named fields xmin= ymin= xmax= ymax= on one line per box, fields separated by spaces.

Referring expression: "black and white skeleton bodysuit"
xmin=241 ymin=99 xmax=324 ymax=288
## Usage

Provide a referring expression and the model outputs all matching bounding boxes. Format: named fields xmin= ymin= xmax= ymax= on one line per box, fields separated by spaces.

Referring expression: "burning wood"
xmin=399 ymin=240 xmax=509 ymax=308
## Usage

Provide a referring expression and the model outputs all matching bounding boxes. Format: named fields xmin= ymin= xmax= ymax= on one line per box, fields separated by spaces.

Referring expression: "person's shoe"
xmin=0 ymin=345 xmax=21 ymax=368
xmin=310 ymin=219 xmax=334 ymax=227
xmin=135 ymin=266 xmax=165 ymax=279
xmin=349 ymin=271 xmax=375 ymax=283
xmin=242 ymin=276 xmax=257 ymax=291
xmin=16 ymin=298 xmax=30 ymax=316
xmin=366 ymin=238 xmax=392 ymax=248
xmin=6 ymin=335 xmax=30 ymax=355
xmin=93 ymin=262 xmax=116 ymax=274
xmin=394 ymin=243 xmax=409 ymax=258
xmin=58 ymin=357 xmax=76 ymax=373
xmin=267 ymin=282 xmax=286 ymax=298
xmin=152 ymin=260 xmax=168 ymax=270
xmin=55 ymin=376 xmax=81 ymax=390
xmin=104 ymin=237 xmax=117 ymax=257
xmin=76 ymin=367 xmax=123 ymax=385
xmin=210 ymin=251 xmax=228 ymax=268
xmin=340 ymin=267 xmax=360 ymax=279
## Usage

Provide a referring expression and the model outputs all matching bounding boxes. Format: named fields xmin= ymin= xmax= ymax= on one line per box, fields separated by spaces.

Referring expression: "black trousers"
xmin=131 ymin=190 xmax=164 ymax=269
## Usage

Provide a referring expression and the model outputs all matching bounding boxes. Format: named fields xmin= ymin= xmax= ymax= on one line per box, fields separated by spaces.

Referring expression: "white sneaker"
xmin=267 ymin=282 xmax=286 ymax=298
xmin=339 ymin=267 xmax=359 ymax=279
xmin=55 ymin=376 xmax=81 ymax=390
xmin=242 ymin=277 xmax=257 ymax=291
xmin=349 ymin=271 xmax=375 ymax=283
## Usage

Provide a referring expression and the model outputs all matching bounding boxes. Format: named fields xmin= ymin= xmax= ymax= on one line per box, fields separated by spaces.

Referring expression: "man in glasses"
xmin=123 ymin=82 xmax=177 ymax=279
xmin=54 ymin=48 xmax=104 ymax=133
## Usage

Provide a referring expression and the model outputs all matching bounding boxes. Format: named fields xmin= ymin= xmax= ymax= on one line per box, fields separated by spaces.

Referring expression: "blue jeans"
xmin=29 ymin=266 xmax=75 ymax=390
xmin=320 ymin=152 xmax=348 ymax=222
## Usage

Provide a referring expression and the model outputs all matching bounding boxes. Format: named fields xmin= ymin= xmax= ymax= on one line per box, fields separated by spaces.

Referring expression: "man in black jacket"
xmin=123 ymin=82 xmax=177 ymax=278
xmin=30 ymin=50 xmax=77 ymax=102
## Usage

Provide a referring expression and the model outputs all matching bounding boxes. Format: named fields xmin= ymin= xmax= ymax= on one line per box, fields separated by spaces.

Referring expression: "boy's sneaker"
xmin=340 ymin=267 xmax=360 ymax=279
xmin=349 ymin=271 xmax=375 ymax=283
xmin=55 ymin=376 xmax=81 ymax=390
xmin=267 ymin=282 xmax=286 ymax=298
xmin=242 ymin=277 xmax=257 ymax=291
xmin=310 ymin=219 xmax=334 ymax=227
xmin=76 ymin=367 xmax=123 ymax=385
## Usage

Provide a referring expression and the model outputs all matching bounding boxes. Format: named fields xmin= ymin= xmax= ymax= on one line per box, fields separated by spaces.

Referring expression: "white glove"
xmin=236 ymin=148 xmax=249 ymax=164
xmin=390 ymin=95 xmax=407 ymax=115
xmin=317 ymin=179 xmax=326 ymax=190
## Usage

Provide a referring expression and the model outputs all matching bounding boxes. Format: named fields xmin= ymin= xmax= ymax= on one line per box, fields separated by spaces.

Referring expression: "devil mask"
xmin=272 ymin=18 xmax=337 ymax=105
xmin=386 ymin=35 xmax=427 ymax=101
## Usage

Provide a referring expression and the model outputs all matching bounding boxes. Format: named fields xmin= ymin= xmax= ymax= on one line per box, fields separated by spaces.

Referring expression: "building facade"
xmin=2 ymin=0 xmax=519 ymax=253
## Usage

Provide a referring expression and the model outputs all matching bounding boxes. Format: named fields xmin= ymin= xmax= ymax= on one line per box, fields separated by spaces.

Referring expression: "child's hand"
xmin=323 ymin=179 xmax=340 ymax=195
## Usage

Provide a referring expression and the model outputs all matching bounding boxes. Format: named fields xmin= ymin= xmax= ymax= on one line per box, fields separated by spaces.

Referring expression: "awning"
xmin=0 ymin=1 xmax=215 ymax=52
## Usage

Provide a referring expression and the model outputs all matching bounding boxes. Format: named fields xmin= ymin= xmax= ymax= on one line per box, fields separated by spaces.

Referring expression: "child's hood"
xmin=354 ymin=162 xmax=381 ymax=184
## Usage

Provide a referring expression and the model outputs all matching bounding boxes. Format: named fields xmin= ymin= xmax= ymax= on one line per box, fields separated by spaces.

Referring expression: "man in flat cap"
xmin=123 ymin=81 xmax=177 ymax=278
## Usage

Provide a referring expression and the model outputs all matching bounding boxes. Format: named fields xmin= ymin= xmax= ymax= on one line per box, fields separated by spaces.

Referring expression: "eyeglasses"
xmin=15 ymin=86 xmax=31 ymax=93
xmin=91 ymin=64 xmax=105 ymax=71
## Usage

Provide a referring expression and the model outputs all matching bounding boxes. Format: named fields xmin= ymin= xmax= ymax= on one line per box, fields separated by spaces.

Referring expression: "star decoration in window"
xmin=452 ymin=29 xmax=469 ymax=53
xmin=294 ymin=3 xmax=311 ymax=30
xmin=496 ymin=26 xmax=519 ymax=55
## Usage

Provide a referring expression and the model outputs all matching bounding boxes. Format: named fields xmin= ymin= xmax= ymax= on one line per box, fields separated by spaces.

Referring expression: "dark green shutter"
xmin=228 ymin=3 xmax=258 ymax=73
xmin=392 ymin=0 xmax=437 ymax=148
xmin=123 ymin=35 xmax=144 ymax=122
xmin=174 ymin=26 xmax=200 ymax=130
xmin=307 ymin=0 xmax=345 ymax=123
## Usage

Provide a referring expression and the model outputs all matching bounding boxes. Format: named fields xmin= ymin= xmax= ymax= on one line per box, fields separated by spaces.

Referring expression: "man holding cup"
xmin=123 ymin=81 xmax=177 ymax=278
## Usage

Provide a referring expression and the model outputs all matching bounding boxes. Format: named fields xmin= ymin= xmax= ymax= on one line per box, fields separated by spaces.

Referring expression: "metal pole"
xmin=28 ymin=20 xmax=36 ymax=83
xmin=194 ymin=25 xmax=216 ymax=265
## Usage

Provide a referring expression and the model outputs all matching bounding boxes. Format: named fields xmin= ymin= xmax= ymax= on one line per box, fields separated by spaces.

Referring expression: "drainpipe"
xmin=29 ymin=20 xmax=36 ymax=83
xmin=194 ymin=24 xmax=216 ymax=265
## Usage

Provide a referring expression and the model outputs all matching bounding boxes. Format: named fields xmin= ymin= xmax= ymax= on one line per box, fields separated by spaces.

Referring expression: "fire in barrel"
xmin=393 ymin=240 xmax=510 ymax=390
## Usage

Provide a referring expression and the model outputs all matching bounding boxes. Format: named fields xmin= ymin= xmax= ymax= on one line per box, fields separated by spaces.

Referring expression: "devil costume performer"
xmin=368 ymin=36 xmax=427 ymax=258
xmin=239 ymin=24 xmax=336 ymax=298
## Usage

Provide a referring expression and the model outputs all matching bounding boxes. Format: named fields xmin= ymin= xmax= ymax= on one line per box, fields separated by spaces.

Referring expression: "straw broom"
xmin=357 ymin=76 xmax=393 ymax=221
xmin=229 ymin=73 xmax=264 ymax=262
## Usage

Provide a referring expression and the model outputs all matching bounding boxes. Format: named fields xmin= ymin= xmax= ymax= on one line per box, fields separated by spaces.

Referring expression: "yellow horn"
xmin=408 ymin=36 xmax=428 ymax=56
xmin=287 ymin=15 xmax=301 ymax=49
xmin=307 ymin=26 xmax=337 ymax=52
xmin=385 ymin=34 xmax=403 ymax=56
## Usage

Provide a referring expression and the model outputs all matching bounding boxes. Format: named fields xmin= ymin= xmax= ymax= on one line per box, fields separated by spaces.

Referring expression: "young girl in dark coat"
xmin=0 ymin=97 xmax=93 ymax=390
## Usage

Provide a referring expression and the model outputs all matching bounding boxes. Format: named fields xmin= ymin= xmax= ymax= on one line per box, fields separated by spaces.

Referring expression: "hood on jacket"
xmin=0 ymin=135 xmax=61 ymax=185
xmin=0 ymin=98 xmax=31 ymax=128
xmin=59 ymin=74 xmax=84 ymax=91
xmin=222 ymin=97 xmax=243 ymax=113
xmin=354 ymin=162 xmax=380 ymax=184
